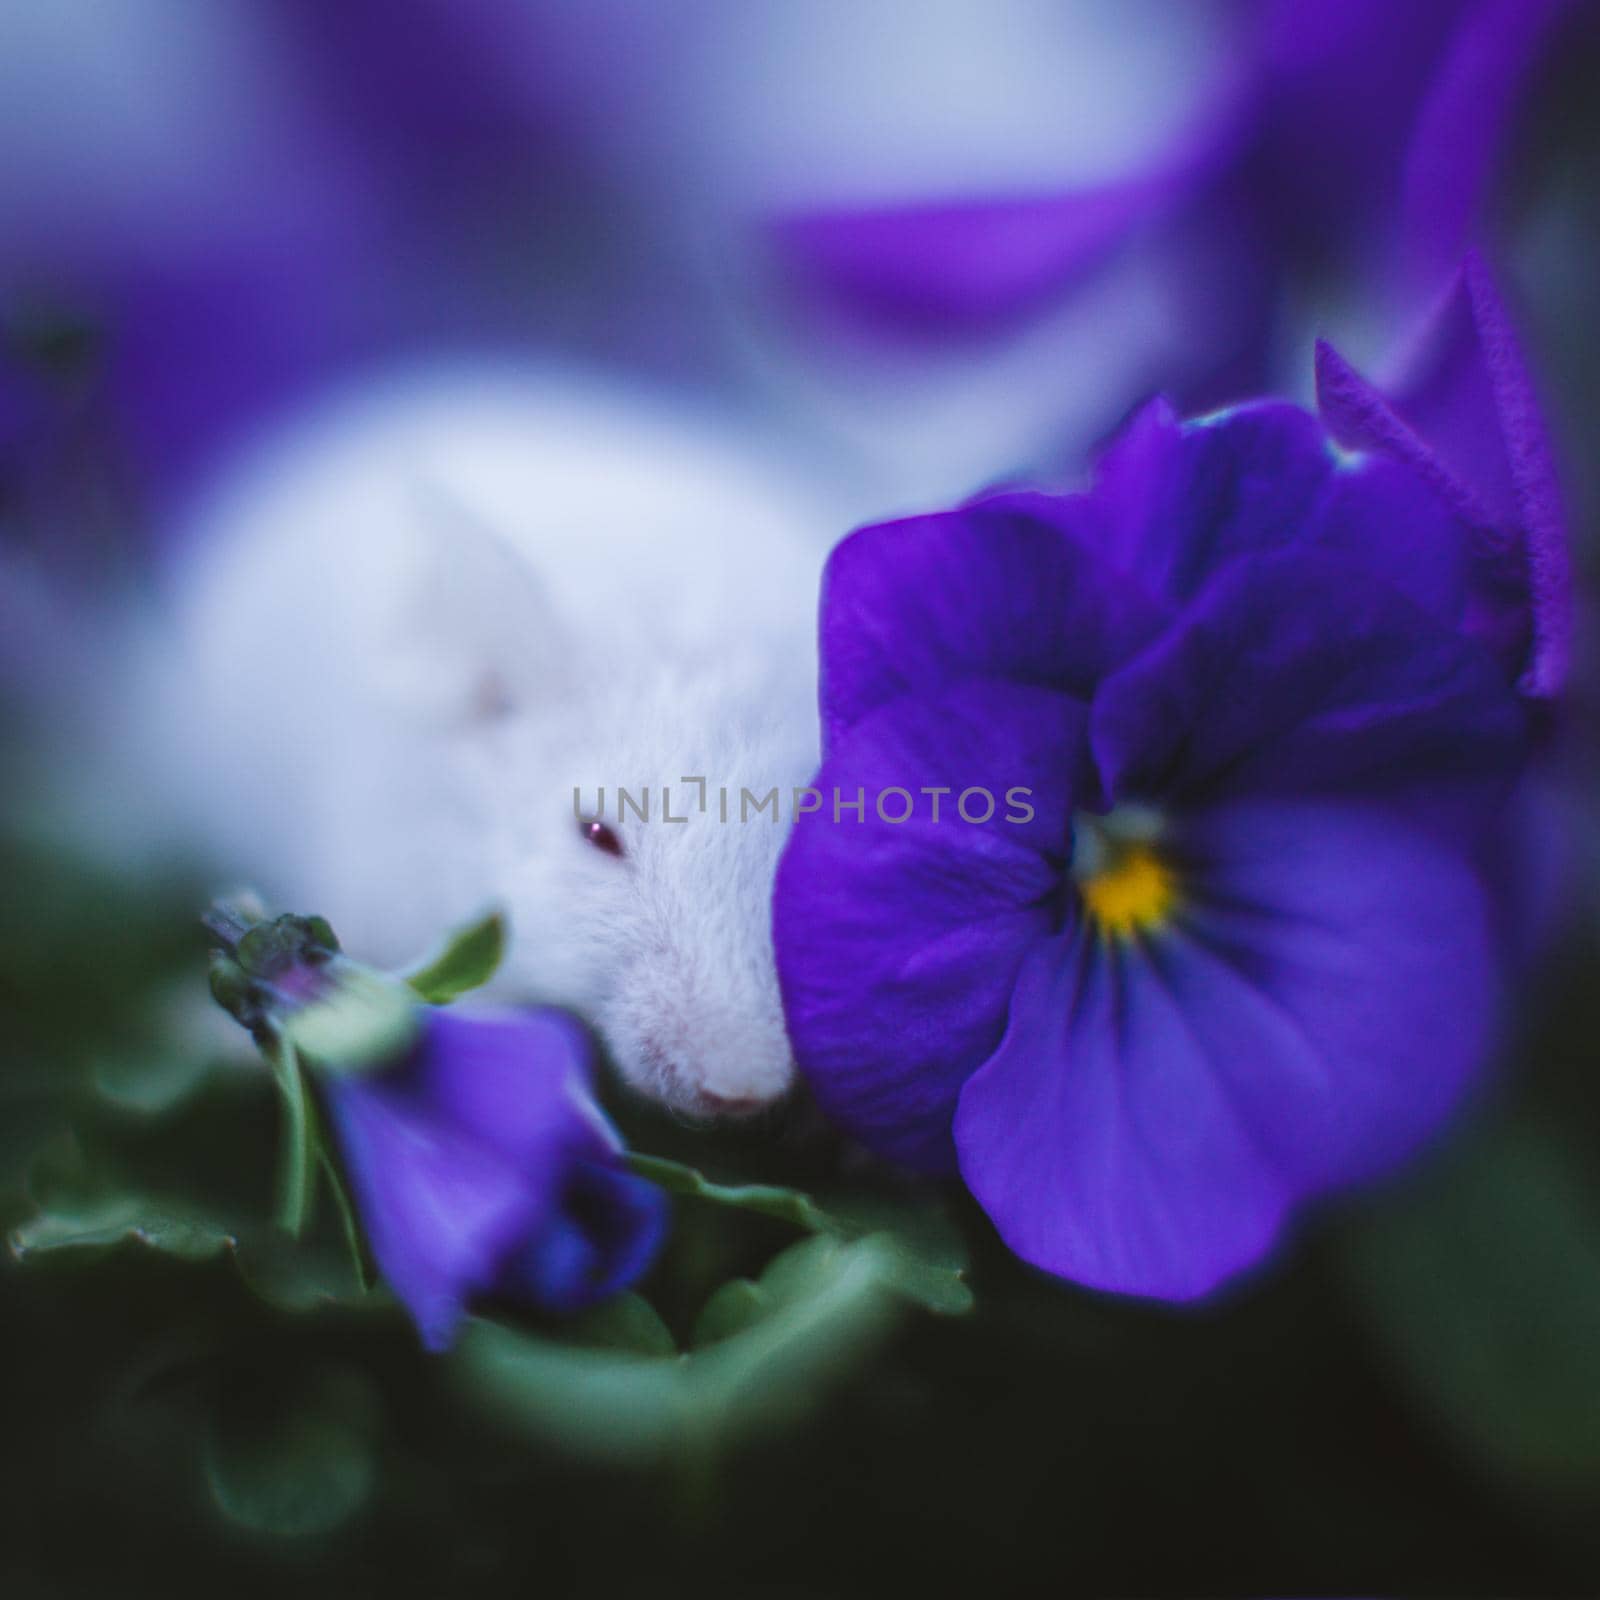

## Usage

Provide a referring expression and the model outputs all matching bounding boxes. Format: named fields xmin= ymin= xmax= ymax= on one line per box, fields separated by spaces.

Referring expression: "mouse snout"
xmin=597 ymin=945 xmax=797 ymax=1117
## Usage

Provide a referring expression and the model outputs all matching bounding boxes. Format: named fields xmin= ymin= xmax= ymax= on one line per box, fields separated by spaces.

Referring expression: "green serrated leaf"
xmin=402 ymin=909 xmax=506 ymax=1004
xmin=826 ymin=1197 xmax=976 ymax=1316
xmin=626 ymin=1153 xmax=973 ymax=1317
xmin=871 ymin=1237 xmax=976 ymax=1316
xmin=625 ymin=1153 xmax=837 ymax=1233
xmin=10 ymin=1191 xmax=236 ymax=1263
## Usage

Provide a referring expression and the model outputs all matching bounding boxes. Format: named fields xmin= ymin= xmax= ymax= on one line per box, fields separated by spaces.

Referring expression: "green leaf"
xmin=10 ymin=1190 xmax=236 ymax=1263
xmin=1342 ymin=1118 xmax=1600 ymax=1493
xmin=626 ymin=1152 xmax=835 ymax=1232
xmin=203 ymin=1368 xmax=378 ymax=1539
xmin=10 ymin=1135 xmax=238 ymax=1264
xmin=826 ymin=1196 xmax=976 ymax=1316
xmin=691 ymin=1279 xmax=768 ymax=1347
xmin=453 ymin=1232 xmax=924 ymax=1463
xmin=626 ymin=1152 xmax=973 ymax=1316
xmin=402 ymin=909 xmax=506 ymax=1004
xmin=90 ymin=1048 xmax=221 ymax=1115
xmin=233 ymin=1229 xmax=383 ymax=1316
xmin=566 ymin=1292 xmax=678 ymax=1357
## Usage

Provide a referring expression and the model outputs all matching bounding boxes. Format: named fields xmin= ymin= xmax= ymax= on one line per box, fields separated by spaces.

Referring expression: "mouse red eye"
xmin=580 ymin=818 xmax=625 ymax=858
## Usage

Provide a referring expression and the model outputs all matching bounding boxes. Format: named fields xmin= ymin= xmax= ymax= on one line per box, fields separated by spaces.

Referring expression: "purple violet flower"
xmin=326 ymin=1007 xmax=669 ymax=1351
xmin=772 ymin=305 xmax=1563 ymax=1299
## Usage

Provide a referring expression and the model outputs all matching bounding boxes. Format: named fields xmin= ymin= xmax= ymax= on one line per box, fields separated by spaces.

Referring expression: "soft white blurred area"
xmin=529 ymin=0 xmax=1246 ymax=513
xmin=655 ymin=0 xmax=1233 ymax=206
xmin=141 ymin=363 xmax=843 ymax=969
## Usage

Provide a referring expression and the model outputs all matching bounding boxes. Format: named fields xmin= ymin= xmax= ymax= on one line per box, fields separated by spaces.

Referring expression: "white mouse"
xmin=151 ymin=364 xmax=838 ymax=1114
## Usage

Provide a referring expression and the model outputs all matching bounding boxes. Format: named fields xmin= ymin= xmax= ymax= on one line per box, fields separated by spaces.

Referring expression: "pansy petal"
xmin=507 ymin=1161 xmax=671 ymax=1314
xmin=775 ymin=678 xmax=1087 ymax=1171
xmin=1317 ymin=255 xmax=1571 ymax=696
xmin=1099 ymin=401 xmax=1331 ymax=595
xmin=819 ymin=496 xmax=1165 ymax=749
xmin=325 ymin=1075 xmax=538 ymax=1351
xmin=955 ymin=800 xmax=1497 ymax=1299
xmin=414 ymin=1008 xmax=612 ymax=1179
xmin=1091 ymin=547 xmax=1525 ymax=824
xmin=1095 ymin=399 xmax=1467 ymax=616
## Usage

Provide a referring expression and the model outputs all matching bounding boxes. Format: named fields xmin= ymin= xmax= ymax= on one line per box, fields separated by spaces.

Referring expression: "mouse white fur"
xmin=155 ymin=365 xmax=836 ymax=1113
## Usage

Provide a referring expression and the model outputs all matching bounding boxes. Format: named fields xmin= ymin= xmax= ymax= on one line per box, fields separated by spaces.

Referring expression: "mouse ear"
xmin=373 ymin=479 xmax=575 ymax=727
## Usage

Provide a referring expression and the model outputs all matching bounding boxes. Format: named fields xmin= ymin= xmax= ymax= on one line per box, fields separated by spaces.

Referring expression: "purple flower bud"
xmin=325 ymin=1008 xmax=667 ymax=1351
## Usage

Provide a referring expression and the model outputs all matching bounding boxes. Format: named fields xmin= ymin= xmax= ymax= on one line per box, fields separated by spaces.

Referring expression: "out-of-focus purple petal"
xmin=818 ymin=494 xmax=1167 ymax=750
xmin=775 ymin=678 xmax=1086 ymax=1172
xmin=326 ymin=1073 xmax=537 ymax=1351
xmin=1091 ymin=548 xmax=1525 ymax=823
xmin=327 ymin=1009 xmax=665 ymax=1349
xmin=415 ymin=1008 xmax=608 ymax=1174
xmin=507 ymin=1161 xmax=670 ymax=1314
xmin=954 ymin=799 xmax=1498 ymax=1300
xmin=1317 ymin=255 xmax=1571 ymax=697
xmin=1250 ymin=0 xmax=1470 ymax=262
xmin=771 ymin=179 xmax=1171 ymax=337
xmin=1398 ymin=0 xmax=1576 ymax=294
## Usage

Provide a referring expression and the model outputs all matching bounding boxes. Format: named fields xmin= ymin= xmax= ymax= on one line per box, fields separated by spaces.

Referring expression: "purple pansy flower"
xmin=326 ymin=1007 xmax=668 ymax=1351
xmin=773 ymin=295 xmax=1562 ymax=1298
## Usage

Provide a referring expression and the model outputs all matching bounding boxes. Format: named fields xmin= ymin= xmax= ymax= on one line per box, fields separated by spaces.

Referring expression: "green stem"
xmin=269 ymin=1039 xmax=316 ymax=1238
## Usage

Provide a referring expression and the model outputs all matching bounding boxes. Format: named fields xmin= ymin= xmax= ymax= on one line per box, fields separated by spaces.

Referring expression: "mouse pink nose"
xmin=694 ymin=1085 xmax=775 ymax=1117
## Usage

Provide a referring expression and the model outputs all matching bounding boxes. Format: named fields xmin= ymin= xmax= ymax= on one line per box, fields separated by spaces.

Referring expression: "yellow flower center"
xmin=1072 ymin=808 xmax=1179 ymax=940
xmin=1079 ymin=843 xmax=1178 ymax=938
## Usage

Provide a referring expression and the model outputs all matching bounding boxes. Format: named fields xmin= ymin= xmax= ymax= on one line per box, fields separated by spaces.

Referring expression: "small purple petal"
xmin=1398 ymin=0 xmax=1576 ymax=294
xmin=955 ymin=800 xmax=1498 ymax=1300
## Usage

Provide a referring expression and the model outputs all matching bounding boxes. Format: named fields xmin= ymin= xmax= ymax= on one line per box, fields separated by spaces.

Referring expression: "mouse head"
xmin=478 ymin=652 xmax=818 ymax=1118
xmin=393 ymin=486 xmax=821 ymax=1118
